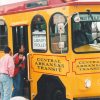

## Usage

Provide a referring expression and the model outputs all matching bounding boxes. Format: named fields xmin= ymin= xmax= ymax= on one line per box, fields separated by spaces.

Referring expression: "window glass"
xmin=12 ymin=26 xmax=28 ymax=54
xmin=0 ymin=20 xmax=8 ymax=50
xmin=31 ymin=15 xmax=47 ymax=52
xmin=49 ymin=13 xmax=68 ymax=54
xmin=72 ymin=13 xmax=100 ymax=53
xmin=26 ymin=0 xmax=47 ymax=8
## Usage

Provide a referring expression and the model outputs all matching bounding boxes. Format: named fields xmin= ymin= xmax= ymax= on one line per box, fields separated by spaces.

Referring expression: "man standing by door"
xmin=0 ymin=46 xmax=15 ymax=100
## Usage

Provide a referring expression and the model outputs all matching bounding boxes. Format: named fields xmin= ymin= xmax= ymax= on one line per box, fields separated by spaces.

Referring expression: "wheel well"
xmin=34 ymin=74 xmax=66 ymax=100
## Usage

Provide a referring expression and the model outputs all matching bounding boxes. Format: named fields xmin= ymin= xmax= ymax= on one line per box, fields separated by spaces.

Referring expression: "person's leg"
xmin=12 ymin=76 xmax=17 ymax=97
xmin=20 ymin=70 xmax=25 ymax=96
xmin=0 ymin=81 xmax=4 ymax=100
xmin=2 ymin=74 xmax=13 ymax=100
xmin=20 ymin=76 xmax=24 ymax=96
xmin=12 ymin=73 xmax=21 ymax=97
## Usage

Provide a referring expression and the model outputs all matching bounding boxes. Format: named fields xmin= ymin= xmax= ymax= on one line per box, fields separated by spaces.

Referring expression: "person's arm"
xmin=0 ymin=59 xmax=1 ymax=66
xmin=8 ymin=57 xmax=15 ymax=77
xmin=13 ymin=53 xmax=18 ymax=60
xmin=19 ymin=59 xmax=25 ymax=69
xmin=19 ymin=56 xmax=26 ymax=69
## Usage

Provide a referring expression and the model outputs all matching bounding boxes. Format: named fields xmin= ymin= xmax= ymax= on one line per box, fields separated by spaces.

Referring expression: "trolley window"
xmin=0 ymin=20 xmax=8 ymax=50
xmin=31 ymin=15 xmax=47 ymax=52
xmin=49 ymin=13 xmax=68 ymax=54
xmin=72 ymin=13 xmax=100 ymax=53
xmin=26 ymin=0 xmax=47 ymax=8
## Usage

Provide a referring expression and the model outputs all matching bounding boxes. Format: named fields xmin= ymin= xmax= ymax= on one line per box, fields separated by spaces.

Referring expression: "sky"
xmin=0 ymin=0 xmax=28 ymax=6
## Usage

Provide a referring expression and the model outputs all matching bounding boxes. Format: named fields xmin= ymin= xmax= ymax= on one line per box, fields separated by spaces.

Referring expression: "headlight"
xmin=85 ymin=79 xmax=91 ymax=88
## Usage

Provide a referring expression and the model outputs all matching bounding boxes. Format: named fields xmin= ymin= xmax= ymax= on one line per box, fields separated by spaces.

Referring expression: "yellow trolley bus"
xmin=0 ymin=0 xmax=100 ymax=99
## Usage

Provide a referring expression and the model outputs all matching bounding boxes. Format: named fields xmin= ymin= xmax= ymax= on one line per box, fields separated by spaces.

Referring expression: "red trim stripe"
xmin=0 ymin=0 xmax=100 ymax=15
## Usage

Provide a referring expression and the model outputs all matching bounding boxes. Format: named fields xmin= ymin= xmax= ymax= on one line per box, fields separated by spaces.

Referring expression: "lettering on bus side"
xmin=73 ymin=58 xmax=100 ymax=74
xmin=35 ymin=58 xmax=64 ymax=72
xmin=30 ymin=55 xmax=69 ymax=75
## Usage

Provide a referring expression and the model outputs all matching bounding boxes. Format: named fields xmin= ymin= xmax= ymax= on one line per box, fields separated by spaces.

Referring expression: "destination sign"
xmin=74 ymin=14 xmax=100 ymax=21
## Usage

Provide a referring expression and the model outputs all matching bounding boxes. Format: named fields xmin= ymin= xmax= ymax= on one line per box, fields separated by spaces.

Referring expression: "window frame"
xmin=31 ymin=15 xmax=47 ymax=53
xmin=72 ymin=12 xmax=100 ymax=54
xmin=49 ymin=12 xmax=68 ymax=54
xmin=0 ymin=20 xmax=8 ymax=51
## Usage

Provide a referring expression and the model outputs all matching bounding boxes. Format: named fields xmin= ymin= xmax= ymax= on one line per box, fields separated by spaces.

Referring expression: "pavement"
xmin=0 ymin=94 xmax=29 ymax=100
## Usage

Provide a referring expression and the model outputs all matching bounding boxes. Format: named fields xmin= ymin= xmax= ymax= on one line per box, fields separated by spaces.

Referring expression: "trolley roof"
xmin=0 ymin=0 xmax=100 ymax=15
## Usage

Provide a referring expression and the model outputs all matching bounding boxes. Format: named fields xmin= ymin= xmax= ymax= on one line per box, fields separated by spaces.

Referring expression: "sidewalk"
xmin=0 ymin=93 xmax=29 ymax=100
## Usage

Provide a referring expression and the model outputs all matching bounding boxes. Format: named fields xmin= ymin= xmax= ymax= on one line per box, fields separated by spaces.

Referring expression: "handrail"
xmin=27 ymin=53 xmax=33 ymax=81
